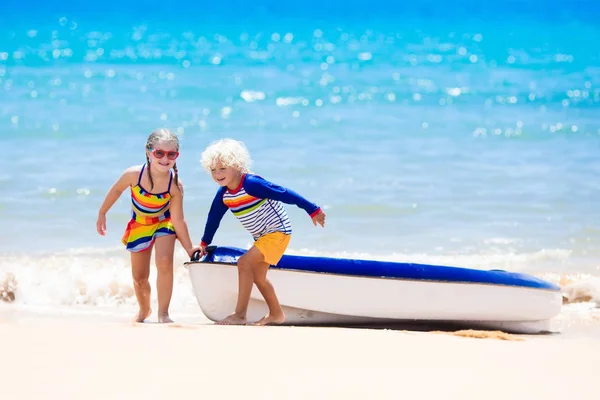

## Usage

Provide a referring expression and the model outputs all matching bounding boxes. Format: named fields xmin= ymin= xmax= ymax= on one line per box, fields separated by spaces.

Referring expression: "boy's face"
xmin=211 ymin=160 xmax=240 ymax=189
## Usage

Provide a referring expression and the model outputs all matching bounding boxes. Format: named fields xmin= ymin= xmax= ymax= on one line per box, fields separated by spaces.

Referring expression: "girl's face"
xmin=147 ymin=140 xmax=179 ymax=173
xmin=211 ymin=160 xmax=241 ymax=189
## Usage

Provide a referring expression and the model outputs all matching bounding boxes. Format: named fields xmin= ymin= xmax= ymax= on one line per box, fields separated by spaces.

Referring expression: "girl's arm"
xmin=96 ymin=167 xmax=137 ymax=235
xmin=169 ymin=179 xmax=197 ymax=257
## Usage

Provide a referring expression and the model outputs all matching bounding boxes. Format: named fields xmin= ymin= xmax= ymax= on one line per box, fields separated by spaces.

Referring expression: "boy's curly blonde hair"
xmin=200 ymin=138 xmax=252 ymax=173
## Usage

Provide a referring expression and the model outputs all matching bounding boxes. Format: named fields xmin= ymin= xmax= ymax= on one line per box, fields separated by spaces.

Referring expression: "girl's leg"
xmin=216 ymin=246 xmax=261 ymax=325
xmin=154 ymin=234 xmax=176 ymax=323
xmin=131 ymin=248 xmax=153 ymax=322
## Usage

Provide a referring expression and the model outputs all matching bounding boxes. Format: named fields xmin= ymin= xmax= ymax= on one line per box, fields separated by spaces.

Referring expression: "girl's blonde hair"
xmin=200 ymin=138 xmax=252 ymax=173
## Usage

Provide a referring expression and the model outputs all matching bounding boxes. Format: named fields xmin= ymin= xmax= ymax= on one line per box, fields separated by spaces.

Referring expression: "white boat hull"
xmin=186 ymin=261 xmax=562 ymax=334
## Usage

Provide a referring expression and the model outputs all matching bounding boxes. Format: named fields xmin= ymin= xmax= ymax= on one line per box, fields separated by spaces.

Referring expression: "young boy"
xmin=196 ymin=138 xmax=326 ymax=325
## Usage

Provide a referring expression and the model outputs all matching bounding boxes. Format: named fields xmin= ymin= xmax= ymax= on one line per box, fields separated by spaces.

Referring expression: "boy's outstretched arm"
xmin=244 ymin=174 xmax=325 ymax=221
xmin=200 ymin=187 xmax=229 ymax=249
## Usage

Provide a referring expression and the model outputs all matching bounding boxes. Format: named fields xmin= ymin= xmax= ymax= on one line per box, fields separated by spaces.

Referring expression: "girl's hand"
xmin=312 ymin=210 xmax=326 ymax=227
xmin=188 ymin=245 xmax=208 ymax=261
xmin=96 ymin=213 xmax=107 ymax=236
xmin=187 ymin=245 xmax=204 ymax=260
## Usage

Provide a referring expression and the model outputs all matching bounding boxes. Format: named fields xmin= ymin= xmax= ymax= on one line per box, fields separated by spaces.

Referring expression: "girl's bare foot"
xmin=252 ymin=313 xmax=286 ymax=326
xmin=158 ymin=313 xmax=173 ymax=323
xmin=135 ymin=307 xmax=152 ymax=323
xmin=216 ymin=312 xmax=247 ymax=325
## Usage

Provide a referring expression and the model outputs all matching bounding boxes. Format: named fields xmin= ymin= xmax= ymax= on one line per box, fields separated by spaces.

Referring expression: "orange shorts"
xmin=254 ymin=232 xmax=291 ymax=266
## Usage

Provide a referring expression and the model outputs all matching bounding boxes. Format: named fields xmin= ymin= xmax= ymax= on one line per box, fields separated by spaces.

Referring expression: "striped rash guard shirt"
xmin=200 ymin=174 xmax=322 ymax=246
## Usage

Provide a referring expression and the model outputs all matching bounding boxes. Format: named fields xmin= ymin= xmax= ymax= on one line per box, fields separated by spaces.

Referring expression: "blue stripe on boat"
xmin=202 ymin=246 xmax=561 ymax=291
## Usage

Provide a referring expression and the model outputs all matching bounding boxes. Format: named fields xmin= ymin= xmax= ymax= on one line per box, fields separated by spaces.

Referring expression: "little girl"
xmin=196 ymin=138 xmax=326 ymax=326
xmin=96 ymin=128 xmax=199 ymax=323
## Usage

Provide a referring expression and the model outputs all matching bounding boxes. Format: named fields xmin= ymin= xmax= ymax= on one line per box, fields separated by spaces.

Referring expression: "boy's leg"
xmin=130 ymin=248 xmax=153 ymax=322
xmin=251 ymin=257 xmax=285 ymax=326
xmin=154 ymin=234 xmax=176 ymax=323
xmin=216 ymin=246 xmax=261 ymax=325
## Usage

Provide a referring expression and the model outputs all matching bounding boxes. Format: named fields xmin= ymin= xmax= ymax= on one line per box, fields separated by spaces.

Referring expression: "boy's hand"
xmin=312 ymin=210 xmax=326 ymax=227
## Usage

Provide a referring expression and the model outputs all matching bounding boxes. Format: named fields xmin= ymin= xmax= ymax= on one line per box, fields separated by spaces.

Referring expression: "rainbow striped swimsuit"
xmin=121 ymin=164 xmax=176 ymax=252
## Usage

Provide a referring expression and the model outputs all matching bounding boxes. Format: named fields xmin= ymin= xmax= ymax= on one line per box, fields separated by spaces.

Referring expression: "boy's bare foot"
xmin=135 ymin=307 xmax=152 ymax=323
xmin=216 ymin=312 xmax=247 ymax=325
xmin=158 ymin=313 xmax=173 ymax=323
xmin=252 ymin=313 xmax=286 ymax=326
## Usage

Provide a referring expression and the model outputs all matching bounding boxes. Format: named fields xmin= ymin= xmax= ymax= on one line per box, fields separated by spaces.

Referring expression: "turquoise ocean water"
xmin=1 ymin=1 xmax=599 ymax=330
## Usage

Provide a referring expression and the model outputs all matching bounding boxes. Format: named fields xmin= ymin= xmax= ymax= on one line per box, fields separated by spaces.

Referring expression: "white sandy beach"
xmin=1 ymin=313 xmax=598 ymax=400
xmin=2 ymin=247 xmax=599 ymax=400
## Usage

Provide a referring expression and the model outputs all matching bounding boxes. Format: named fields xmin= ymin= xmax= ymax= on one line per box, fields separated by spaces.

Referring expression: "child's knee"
xmin=237 ymin=255 xmax=252 ymax=271
xmin=155 ymin=255 xmax=173 ymax=271
xmin=132 ymin=276 xmax=149 ymax=287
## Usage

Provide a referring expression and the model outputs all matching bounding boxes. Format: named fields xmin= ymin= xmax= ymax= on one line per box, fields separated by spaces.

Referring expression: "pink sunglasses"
xmin=149 ymin=148 xmax=179 ymax=160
